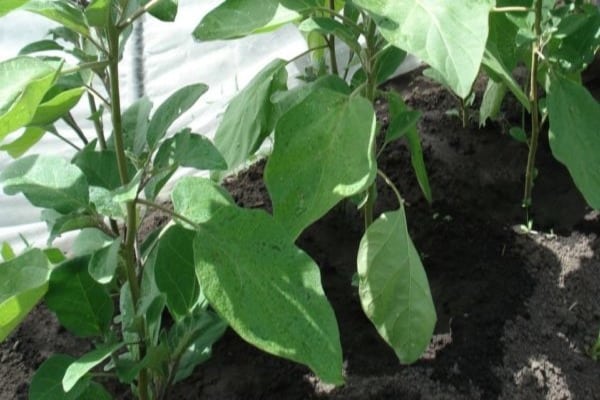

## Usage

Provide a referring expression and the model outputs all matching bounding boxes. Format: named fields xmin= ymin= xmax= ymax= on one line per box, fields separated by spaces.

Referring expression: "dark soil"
xmin=2 ymin=73 xmax=599 ymax=400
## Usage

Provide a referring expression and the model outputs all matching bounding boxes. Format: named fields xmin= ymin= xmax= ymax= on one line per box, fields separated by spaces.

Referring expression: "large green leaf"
xmin=0 ymin=57 xmax=58 ymax=139
xmin=172 ymin=177 xmax=235 ymax=226
xmin=122 ymin=96 xmax=153 ymax=155
xmin=88 ymin=239 xmax=121 ymax=284
xmin=193 ymin=0 xmax=280 ymax=40
xmin=22 ymin=0 xmax=89 ymax=37
xmin=191 ymin=206 xmax=343 ymax=384
xmin=265 ymin=88 xmax=376 ymax=239
xmin=84 ymin=0 xmax=110 ymax=27
xmin=1 ymin=155 xmax=89 ymax=214
xmin=146 ymin=83 xmax=208 ymax=148
xmin=46 ymin=257 xmax=114 ymax=337
xmin=0 ymin=249 xmax=50 ymax=341
xmin=29 ymin=355 xmax=90 ymax=400
xmin=353 ymin=0 xmax=493 ymax=98
xmin=357 ymin=209 xmax=436 ymax=364
xmin=547 ymin=75 xmax=600 ymax=209
xmin=0 ymin=126 xmax=45 ymax=158
xmin=482 ymin=46 xmax=530 ymax=111
xmin=154 ymin=225 xmax=201 ymax=320
xmin=29 ymin=87 xmax=85 ymax=126
xmin=154 ymin=128 xmax=227 ymax=171
xmin=212 ymin=59 xmax=287 ymax=180
xmin=63 ymin=342 xmax=124 ymax=391
xmin=73 ymin=147 xmax=134 ymax=190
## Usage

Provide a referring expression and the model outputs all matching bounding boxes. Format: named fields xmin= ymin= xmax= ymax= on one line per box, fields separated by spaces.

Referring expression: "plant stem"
xmin=523 ymin=0 xmax=542 ymax=210
xmin=492 ymin=6 xmax=531 ymax=13
xmin=327 ymin=0 xmax=339 ymax=76
xmin=107 ymin=21 xmax=149 ymax=400
xmin=286 ymin=44 xmax=329 ymax=66
xmin=48 ymin=129 xmax=81 ymax=151
xmin=61 ymin=60 xmax=110 ymax=75
xmin=117 ymin=0 xmax=162 ymax=30
xmin=87 ymin=93 xmax=107 ymax=149
xmin=62 ymin=112 xmax=89 ymax=145
xmin=377 ymin=170 xmax=404 ymax=208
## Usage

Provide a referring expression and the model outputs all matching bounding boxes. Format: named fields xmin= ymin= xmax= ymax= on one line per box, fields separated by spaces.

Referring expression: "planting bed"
xmin=1 ymin=74 xmax=599 ymax=400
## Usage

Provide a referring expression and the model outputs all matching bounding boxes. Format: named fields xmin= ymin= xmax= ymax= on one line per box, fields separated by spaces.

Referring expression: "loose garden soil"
xmin=1 ymin=72 xmax=599 ymax=400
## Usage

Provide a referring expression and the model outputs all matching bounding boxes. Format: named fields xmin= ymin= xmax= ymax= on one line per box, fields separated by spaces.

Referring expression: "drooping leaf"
xmin=479 ymin=80 xmax=507 ymax=127
xmin=172 ymin=177 xmax=235 ymax=226
xmin=547 ymin=75 xmax=600 ymax=209
xmin=482 ymin=46 xmax=530 ymax=111
xmin=84 ymin=0 xmax=110 ymax=26
xmin=0 ymin=126 xmax=45 ymax=158
xmin=0 ymin=57 xmax=58 ymax=139
xmin=265 ymin=88 xmax=377 ymax=239
xmin=154 ymin=225 xmax=201 ymax=320
xmin=22 ymin=0 xmax=89 ymax=37
xmin=88 ymin=239 xmax=121 ymax=284
xmin=62 ymin=342 xmax=124 ymax=391
xmin=353 ymin=0 xmax=494 ymax=98
xmin=154 ymin=128 xmax=227 ymax=171
xmin=212 ymin=59 xmax=287 ymax=180
xmin=18 ymin=40 xmax=64 ymax=56
xmin=193 ymin=0 xmax=280 ymax=41
xmin=28 ymin=87 xmax=85 ymax=126
xmin=0 ymin=155 xmax=89 ymax=214
xmin=46 ymin=257 xmax=114 ymax=337
xmin=142 ymin=0 xmax=178 ymax=22
xmin=146 ymin=83 xmax=208 ymax=148
xmin=189 ymin=203 xmax=343 ymax=384
xmin=44 ymin=210 xmax=99 ymax=243
xmin=357 ymin=209 xmax=436 ymax=364
xmin=0 ymin=249 xmax=50 ymax=341
xmin=29 ymin=355 xmax=90 ymax=400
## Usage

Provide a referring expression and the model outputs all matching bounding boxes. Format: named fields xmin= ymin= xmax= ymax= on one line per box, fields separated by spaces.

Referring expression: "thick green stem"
xmin=523 ymin=0 xmax=542 ymax=210
xmin=327 ymin=0 xmax=339 ymax=75
xmin=107 ymin=23 xmax=149 ymax=400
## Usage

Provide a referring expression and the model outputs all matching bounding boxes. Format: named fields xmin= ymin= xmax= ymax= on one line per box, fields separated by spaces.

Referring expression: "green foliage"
xmin=0 ymin=249 xmax=50 ymax=341
xmin=62 ymin=342 xmax=124 ymax=391
xmin=265 ymin=88 xmax=377 ymax=239
xmin=357 ymin=209 xmax=436 ymax=363
xmin=29 ymin=355 xmax=92 ymax=400
xmin=547 ymin=74 xmax=600 ymax=209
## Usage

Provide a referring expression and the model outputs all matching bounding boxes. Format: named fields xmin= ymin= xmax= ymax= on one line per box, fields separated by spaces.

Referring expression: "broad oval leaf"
xmin=46 ymin=257 xmax=114 ymax=337
xmin=62 ymin=342 xmax=124 ymax=391
xmin=154 ymin=225 xmax=201 ymax=320
xmin=0 ymin=155 xmax=89 ymax=214
xmin=29 ymin=354 xmax=90 ymax=400
xmin=358 ymin=209 xmax=436 ymax=364
xmin=193 ymin=206 xmax=344 ymax=385
xmin=265 ymin=88 xmax=377 ymax=239
xmin=353 ymin=0 xmax=494 ymax=98
xmin=147 ymin=83 xmax=208 ymax=148
xmin=154 ymin=128 xmax=227 ymax=171
xmin=18 ymin=40 xmax=64 ymax=56
xmin=88 ymin=239 xmax=121 ymax=284
xmin=172 ymin=176 xmax=235 ymax=226
xmin=0 ymin=126 xmax=45 ymax=158
xmin=547 ymin=75 xmax=600 ymax=209
xmin=212 ymin=59 xmax=287 ymax=180
xmin=0 ymin=56 xmax=58 ymax=139
xmin=193 ymin=0 xmax=280 ymax=41
xmin=0 ymin=249 xmax=50 ymax=341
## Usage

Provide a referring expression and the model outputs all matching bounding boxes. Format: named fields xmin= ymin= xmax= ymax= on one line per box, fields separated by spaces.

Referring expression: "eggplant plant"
xmin=479 ymin=0 xmax=600 ymax=217
xmin=0 ymin=0 xmax=343 ymax=398
xmin=193 ymin=0 xmax=510 ymax=374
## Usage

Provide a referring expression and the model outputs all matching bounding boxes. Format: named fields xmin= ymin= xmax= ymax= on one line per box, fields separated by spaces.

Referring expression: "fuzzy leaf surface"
xmin=358 ymin=209 xmax=436 ymax=364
